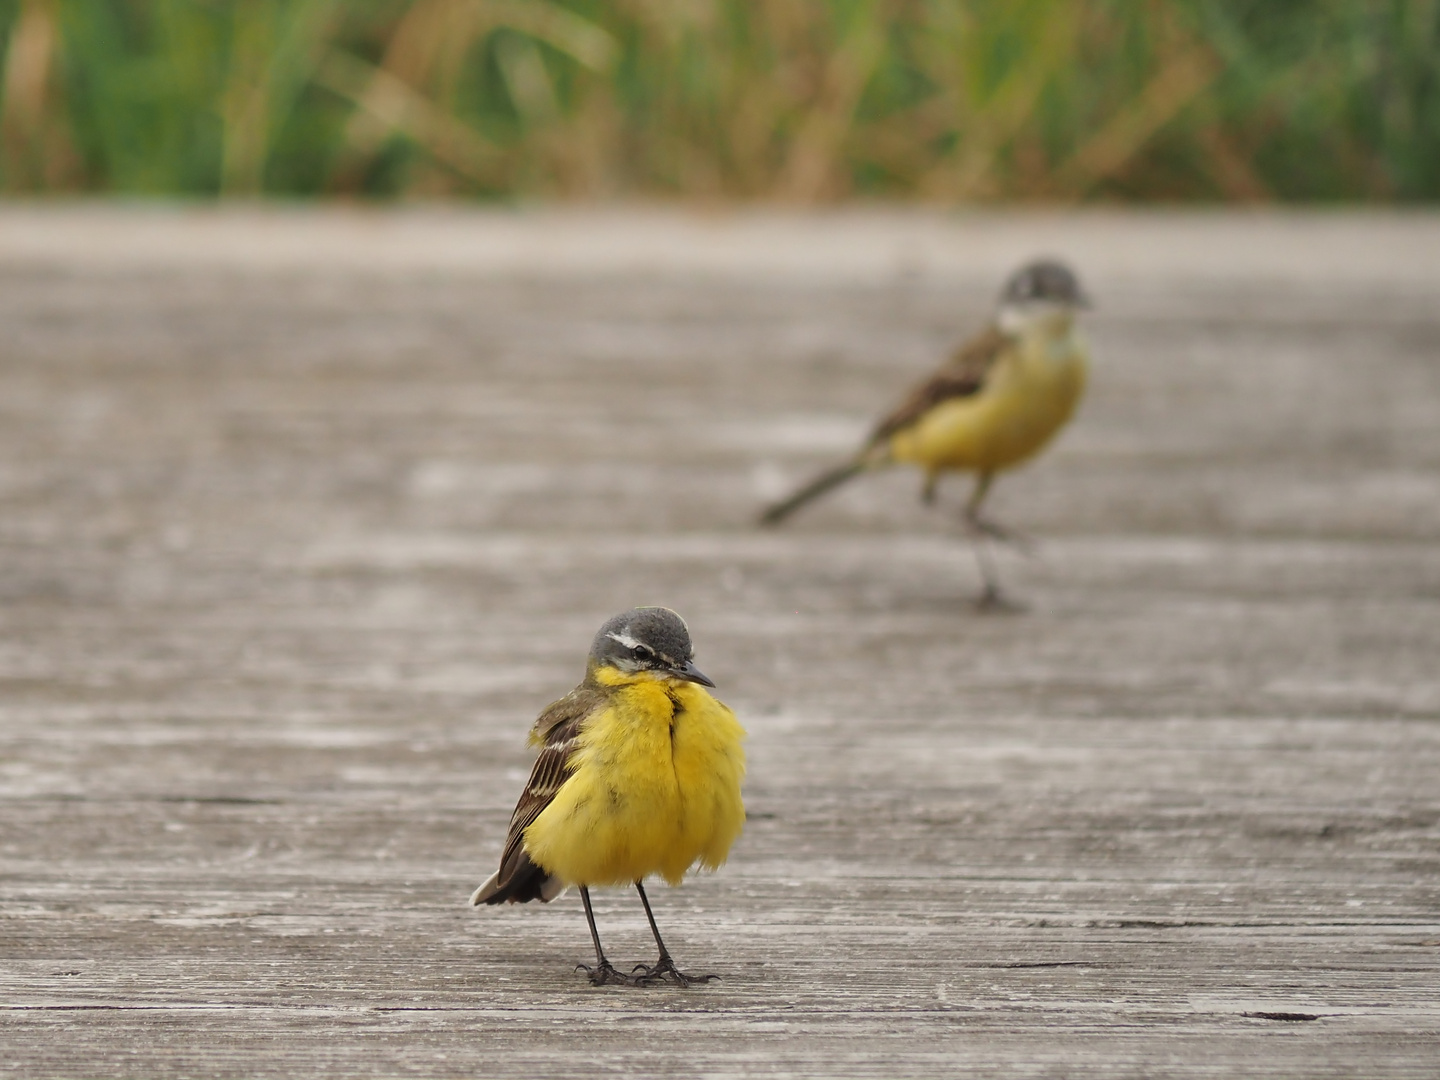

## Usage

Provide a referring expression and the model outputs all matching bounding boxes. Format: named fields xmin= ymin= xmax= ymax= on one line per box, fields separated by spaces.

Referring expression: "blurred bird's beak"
xmin=671 ymin=660 xmax=716 ymax=688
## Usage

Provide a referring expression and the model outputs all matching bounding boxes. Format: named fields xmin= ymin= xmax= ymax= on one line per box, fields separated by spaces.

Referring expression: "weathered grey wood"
xmin=1 ymin=208 xmax=1438 ymax=1078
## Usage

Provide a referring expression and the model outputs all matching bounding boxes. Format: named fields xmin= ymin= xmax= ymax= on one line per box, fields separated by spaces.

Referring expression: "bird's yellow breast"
xmin=889 ymin=331 xmax=1087 ymax=474
xmin=522 ymin=671 xmax=747 ymax=889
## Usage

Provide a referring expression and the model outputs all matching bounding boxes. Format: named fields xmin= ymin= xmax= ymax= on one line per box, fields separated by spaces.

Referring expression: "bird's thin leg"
xmin=970 ymin=530 xmax=1005 ymax=609
xmin=962 ymin=473 xmax=1026 ymax=610
xmin=575 ymin=886 xmax=638 ymax=986
xmin=962 ymin=472 xmax=1034 ymax=549
xmin=921 ymin=470 xmax=940 ymax=506
xmin=630 ymin=880 xmax=718 ymax=987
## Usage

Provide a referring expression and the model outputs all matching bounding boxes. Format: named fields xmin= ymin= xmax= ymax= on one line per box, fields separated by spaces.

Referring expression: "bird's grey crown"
xmin=1000 ymin=259 xmax=1087 ymax=307
xmin=590 ymin=606 xmax=694 ymax=669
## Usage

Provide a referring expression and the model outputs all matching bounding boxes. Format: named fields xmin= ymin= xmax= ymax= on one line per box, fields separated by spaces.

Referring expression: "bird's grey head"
xmin=997 ymin=259 xmax=1090 ymax=331
xmin=589 ymin=606 xmax=716 ymax=687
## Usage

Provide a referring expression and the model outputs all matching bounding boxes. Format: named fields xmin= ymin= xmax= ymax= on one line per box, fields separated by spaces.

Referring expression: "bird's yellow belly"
xmin=522 ymin=680 xmax=746 ymax=888
xmin=891 ymin=350 xmax=1085 ymax=473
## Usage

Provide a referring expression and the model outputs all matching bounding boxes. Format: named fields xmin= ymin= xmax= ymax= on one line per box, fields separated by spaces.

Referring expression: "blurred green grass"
xmin=1 ymin=0 xmax=1436 ymax=201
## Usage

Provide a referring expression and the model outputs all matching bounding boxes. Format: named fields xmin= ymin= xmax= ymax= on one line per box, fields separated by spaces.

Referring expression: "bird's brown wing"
xmin=474 ymin=683 xmax=606 ymax=904
xmin=868 ymin=324 xmax=1009 ymax=446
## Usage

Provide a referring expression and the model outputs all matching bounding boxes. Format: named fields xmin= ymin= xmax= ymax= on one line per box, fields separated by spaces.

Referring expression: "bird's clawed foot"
xmin=630 ymin=955 xmax=719 ymax=987
xmin=576 ymin=960 xmax=643 ymax=987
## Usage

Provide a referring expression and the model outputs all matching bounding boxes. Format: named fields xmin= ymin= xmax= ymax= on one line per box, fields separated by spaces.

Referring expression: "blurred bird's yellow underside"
xmin=522 ymin=667 xmax=747 ymax=888
xmin=887 ymin=332 xmax=1088 ymax=475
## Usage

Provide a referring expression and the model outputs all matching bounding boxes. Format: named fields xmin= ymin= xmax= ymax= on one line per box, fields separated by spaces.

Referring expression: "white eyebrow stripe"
xmin=607 ymin=632 xmax=643 ymax=650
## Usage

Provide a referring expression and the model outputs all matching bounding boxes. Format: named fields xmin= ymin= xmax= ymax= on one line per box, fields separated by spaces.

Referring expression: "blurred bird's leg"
xmin=969 ymin=533 xmax=1005 ymax=609
xmin=921 ymin=470 xmax=940 ymax=506
xmin=576 ymin=886 xmax=640 ymax=986
xmin=961 ymin=472 xmax=1034 ymax=550
xmin=961 ymin=473 xmax=1027 ymax=610
xmin=630 ymin=880 xmax=718 ymax=987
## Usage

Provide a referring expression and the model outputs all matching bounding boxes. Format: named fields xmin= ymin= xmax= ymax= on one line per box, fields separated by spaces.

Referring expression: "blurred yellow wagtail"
xmin=761 ymin=259 xmax=1091 ymax=607
xmin=472 ymin=607 xmax=746 ymax=987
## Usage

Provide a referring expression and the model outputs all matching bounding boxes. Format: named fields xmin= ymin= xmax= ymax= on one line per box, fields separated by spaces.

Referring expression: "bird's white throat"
xmin=997 ymin=300 xmax=1077 ymax=337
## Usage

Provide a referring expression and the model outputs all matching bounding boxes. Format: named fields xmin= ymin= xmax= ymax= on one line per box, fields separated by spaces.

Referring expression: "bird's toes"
xmin=576 ymin=961 xmax=642 ymax=987
xmin=632 ymin=958 xmax=720 ymax=987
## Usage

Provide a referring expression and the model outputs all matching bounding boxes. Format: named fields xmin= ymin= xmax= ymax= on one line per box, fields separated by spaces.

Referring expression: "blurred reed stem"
xmin=0 ymin=0 xmax=1436 ymax=200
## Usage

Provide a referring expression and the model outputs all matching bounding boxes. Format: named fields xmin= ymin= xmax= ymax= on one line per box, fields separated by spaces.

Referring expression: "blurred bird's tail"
xmin=759 ymin=460 xmax=866 ymax=526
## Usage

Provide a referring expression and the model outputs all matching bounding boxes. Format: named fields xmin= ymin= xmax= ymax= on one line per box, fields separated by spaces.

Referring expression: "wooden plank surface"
xmin=1 ymin=208 xmax=1438 ymax=1078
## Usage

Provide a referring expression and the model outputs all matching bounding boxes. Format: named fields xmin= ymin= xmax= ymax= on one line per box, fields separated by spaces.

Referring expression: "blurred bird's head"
xmin=997 ymin=259 xmax=1091 ymax=334
xmin=589 ymin=606 xmax=715 ymax=687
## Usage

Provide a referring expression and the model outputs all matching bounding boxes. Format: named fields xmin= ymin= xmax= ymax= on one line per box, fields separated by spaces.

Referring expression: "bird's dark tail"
xmin=471 ymin=851 xmax=566 ymax=905
xmin=759 ymin=460 xmax=866 ymax=526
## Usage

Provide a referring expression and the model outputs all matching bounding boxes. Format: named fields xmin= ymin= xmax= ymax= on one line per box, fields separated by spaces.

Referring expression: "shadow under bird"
xmin=472 ymin=607 xmax=747 ymax=986
xmin=760 ymin=259 xmax=1091 ymax=608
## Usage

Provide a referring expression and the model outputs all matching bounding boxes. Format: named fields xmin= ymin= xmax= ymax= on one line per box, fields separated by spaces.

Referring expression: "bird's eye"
xmin=631 ymin=645 xmax=652 ymax=662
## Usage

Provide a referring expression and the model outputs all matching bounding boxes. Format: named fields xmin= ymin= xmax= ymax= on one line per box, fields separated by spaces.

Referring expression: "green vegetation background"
xmin=2 ymin=0 xmax=1437 ymax=201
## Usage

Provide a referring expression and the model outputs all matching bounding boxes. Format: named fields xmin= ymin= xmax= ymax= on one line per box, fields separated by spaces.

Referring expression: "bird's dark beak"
xmin=670 ymin=660 xmax=716 ymax=688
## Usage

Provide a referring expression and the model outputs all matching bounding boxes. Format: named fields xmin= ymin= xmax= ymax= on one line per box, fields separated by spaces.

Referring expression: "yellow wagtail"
xmin=472 ymin=607 xmax=746 ymax=986
xmin=761 ymin=259 xmax=1091 ymax=607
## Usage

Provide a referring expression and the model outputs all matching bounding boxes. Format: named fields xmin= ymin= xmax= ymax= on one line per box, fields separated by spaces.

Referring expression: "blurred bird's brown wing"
xmin=869 ymin=324 xmax=1009 ymax=445
xmin=473 ymin=684 xmax=606 ymax=904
